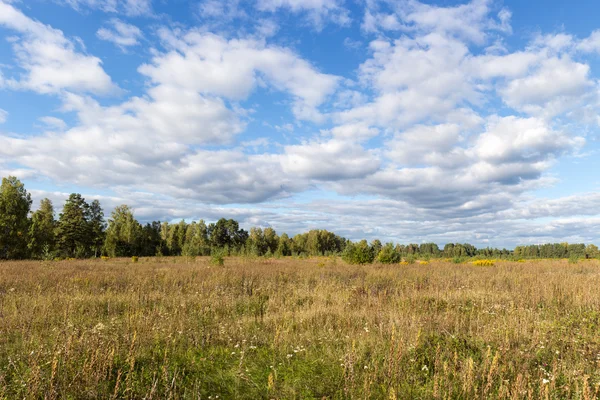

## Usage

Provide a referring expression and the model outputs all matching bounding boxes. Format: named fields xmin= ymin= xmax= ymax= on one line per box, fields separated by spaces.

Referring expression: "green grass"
xmin=1 ymin=257 xmax=600 ymax=399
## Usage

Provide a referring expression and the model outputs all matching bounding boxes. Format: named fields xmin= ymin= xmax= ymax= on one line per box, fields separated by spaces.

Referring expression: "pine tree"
xmin=56 ymin=194 xmax=90 ymax=258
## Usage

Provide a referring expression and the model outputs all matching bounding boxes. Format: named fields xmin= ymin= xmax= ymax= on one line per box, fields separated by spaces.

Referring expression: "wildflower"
xmin=542 ymin=379 xmax=550 ymax=384
xmin=422 ymin=365 xmax=429 ymax=372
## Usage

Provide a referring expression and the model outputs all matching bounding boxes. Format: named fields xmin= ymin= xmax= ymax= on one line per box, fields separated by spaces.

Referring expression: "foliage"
xmin=0 ymin=176 xmax=32 ymax=259
xmin=28 ymin=198 xmax=56 ymax=259
xmin=473 ymin=259 xmax=495 ymax=266
xmin=103 ymin=205 xmax=142 ymax=257
xmin=211 ymin=250 xmax=225 ymax=266
xmin=2 ymin=175 xmax=600 ymax=262
xmin=55 ymin=193 xmax=104 ymax=258
xmin=376 ymin=242 xmax=401 ymax=264
xmin=342 ymin=240 xmax=375 ymax=265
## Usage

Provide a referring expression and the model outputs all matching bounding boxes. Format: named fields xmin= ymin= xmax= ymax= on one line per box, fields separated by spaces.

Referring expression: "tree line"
xmin=1 ymin=176 xmax=599 ymax=262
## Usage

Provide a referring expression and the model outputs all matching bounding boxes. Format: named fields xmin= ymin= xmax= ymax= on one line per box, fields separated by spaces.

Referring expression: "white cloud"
xmin=139 ymin=30 xmax=340 ymax=122
xmin=499 ymin=57 xmax=592 ymax=116
xmin=363 ymin=0 xmax=510 ymax=43
xmin=577 ymin=30 xmax=600 ymax=53
xmin=0 ymin=109 xmax=7 ymax=124
xmin=2 ymin=0 xmax=600 ymax=247
xmin=473 ymin=116 xmax=584 ymax=165
xmin=281 ymin=138 xmax=380 ymax=180
xmin=97 ymin=19 xmax=143 ymax=50
xmin=256 ymin=0 xmax=350 ymax=28
xmin=60 ymin=0 xmax=152 ymax=16
xmin=38 ymin=116 xmax=67 ymax=130
xmin=0 ymin=2 xmax=118 ymax=95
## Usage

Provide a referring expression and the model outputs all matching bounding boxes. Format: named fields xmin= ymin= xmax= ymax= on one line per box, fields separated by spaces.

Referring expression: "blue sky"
xmin=1 ymin=0 xmax=600 ymax=248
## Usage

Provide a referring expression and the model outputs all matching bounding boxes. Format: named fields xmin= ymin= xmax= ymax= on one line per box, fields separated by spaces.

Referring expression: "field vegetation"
xmin=2 ymin=257 xmax=600 ymax=399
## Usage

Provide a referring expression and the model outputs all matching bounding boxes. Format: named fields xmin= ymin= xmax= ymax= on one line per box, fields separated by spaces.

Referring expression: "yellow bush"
xmin=101 ymin=256 xmax=109 ymax=261
xmin=473 ymin=259 xmax=495 ymax=266
xmin=132 ymin=256 xmax=139 ymax=263
xmin=419 ymin=261 xmax=430 ymax=265
xmin=399 ymin=261 xmax=409 ymax=266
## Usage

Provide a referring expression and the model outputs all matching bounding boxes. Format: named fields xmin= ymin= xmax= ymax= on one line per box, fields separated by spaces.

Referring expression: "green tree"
xmin=376 ymin=242 xmax=401 ymax=264
xmin=182 ymin=220 xmax=211 ymax=257
xmin=208 ymin=218 xmax=248 ymax=254
xmin=56 ymin=194 xmax=90 ymax=258
xmin=88 ymin=199 xmax=106 ymax=257
xmin=586 ymin=244 xmax=599 ymax=259
xmin=28 ymin=198 xmax=56 ymax=259
xmin=103 ymin=205 xmax=142 ymax=257
xmin=342 ymin=240 xmax=375 ymax=265
xmin=0 ymin=176 xmax=32 ymax=259
xmin=276 ymin=233 xmax=292 ymax=257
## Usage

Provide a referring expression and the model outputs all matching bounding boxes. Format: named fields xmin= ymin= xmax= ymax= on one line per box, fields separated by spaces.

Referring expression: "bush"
xmin=376 ymin=243 xmax=401 ymax=264
xmin=405 ymin=255 xmax=416 ymax=264
xmin=131 ymin=256 xmax=139 ymax=263
xmin=211 ymin=251 xmax=225 ymax=266
xmin=342 ymin=240 xmax=375 ymax=265
xmin=473 ymin=259 xmax=494 ymax=266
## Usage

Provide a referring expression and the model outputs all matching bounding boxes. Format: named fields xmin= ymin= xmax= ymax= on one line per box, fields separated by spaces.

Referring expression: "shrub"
xmin=376 ymin=243 xmax=401 ymax=264
xmin=473 ymin=259 xmax=494 ymax=266
xmin=131 ymin=256 xmax=139 ymax=263
xmin=101 ymin=256 xmax=109 ymax=261
xmin=211 ymin=251 xmax=225 ymax=266
xmin=405 ymin=255 xmax=416 ymax=264
xmin=342 ymin=240 xmax=375 ymax=265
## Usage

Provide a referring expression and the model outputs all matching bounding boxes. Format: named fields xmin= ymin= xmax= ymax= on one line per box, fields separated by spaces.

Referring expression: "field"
xmin=1 ymin=257 xmax=600 ymax=399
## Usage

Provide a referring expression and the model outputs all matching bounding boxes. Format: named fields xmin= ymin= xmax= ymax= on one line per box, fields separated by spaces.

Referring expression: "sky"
xmin=1 ymin=0 xmax=600 ymax=248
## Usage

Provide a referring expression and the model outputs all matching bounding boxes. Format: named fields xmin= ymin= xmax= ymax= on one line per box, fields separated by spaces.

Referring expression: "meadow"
xmin=1 ymin=257 xmax=600 ymax=399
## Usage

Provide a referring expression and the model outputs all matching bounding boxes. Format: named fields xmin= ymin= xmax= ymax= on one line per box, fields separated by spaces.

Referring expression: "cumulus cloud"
xmin=139 ymin=29 xmax=340 ymax=122
xmin=362 ymin=0 xmax=510 ymax=42
xmin=257 ymin=0 xmax=351 ymax=28
xmin=97 ymin=19 xmax=143 ymax=50
xmin=59 ymin=0 xmax=152 ymax=16
xmin=0 ymin=1 xmax=118 ymax=95
xmin=0 ymin=108 xmax=7 ymax=124
xmin=281 ymin=138 xmax=380 ymax=180
xmin=2 ymin=0 xmax=600 ymax=246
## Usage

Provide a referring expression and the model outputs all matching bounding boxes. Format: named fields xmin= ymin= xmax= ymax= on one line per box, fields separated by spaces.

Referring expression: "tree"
xmin=586 ymin=244 xmax=599 ymax=259
xmin=342 ymin=240 xmax=375 ymax=265
xmin=376 ymin=242 xmax=401 ymax=264
xmin=28 ymin=198 xmax=56 ymax=259
xmin=140 ymin=221 xmax=164 ymax=256
xmin=88 ymin=200 xmax=106 ymax=257
xmin=182 ymin=220 xmax=211 ymax=257
xmin=103 ymin=205 xmax=142 ymax=257
xmin=0 ymin=176 xmax=32 ymax=259
xmin=276 ymin=233 xmax=292 ymax=257
xmin=371 ymin=239 xmax=382 ymax=256
xmin=56 ymin=194 xmax=91 ymax=258
xmin=208 ymin=218 xmax=248 ymax=254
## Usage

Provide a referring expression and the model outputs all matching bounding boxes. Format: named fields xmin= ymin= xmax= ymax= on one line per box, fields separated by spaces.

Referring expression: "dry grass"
xmin=1 ymin=257 xmax=600 ymax=399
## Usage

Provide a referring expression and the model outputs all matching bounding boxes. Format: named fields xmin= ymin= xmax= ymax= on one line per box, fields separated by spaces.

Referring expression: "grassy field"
xmin=1 ymin=257 xmax=600 ymax=399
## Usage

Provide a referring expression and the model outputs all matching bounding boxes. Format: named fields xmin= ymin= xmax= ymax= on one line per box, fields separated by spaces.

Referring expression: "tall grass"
xmin=1 ymin=257 xmax=600 ymax=399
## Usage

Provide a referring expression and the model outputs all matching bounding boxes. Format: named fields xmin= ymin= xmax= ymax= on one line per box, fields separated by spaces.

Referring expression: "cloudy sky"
xmin=1 ymin=0 xmax=600 ymax=247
